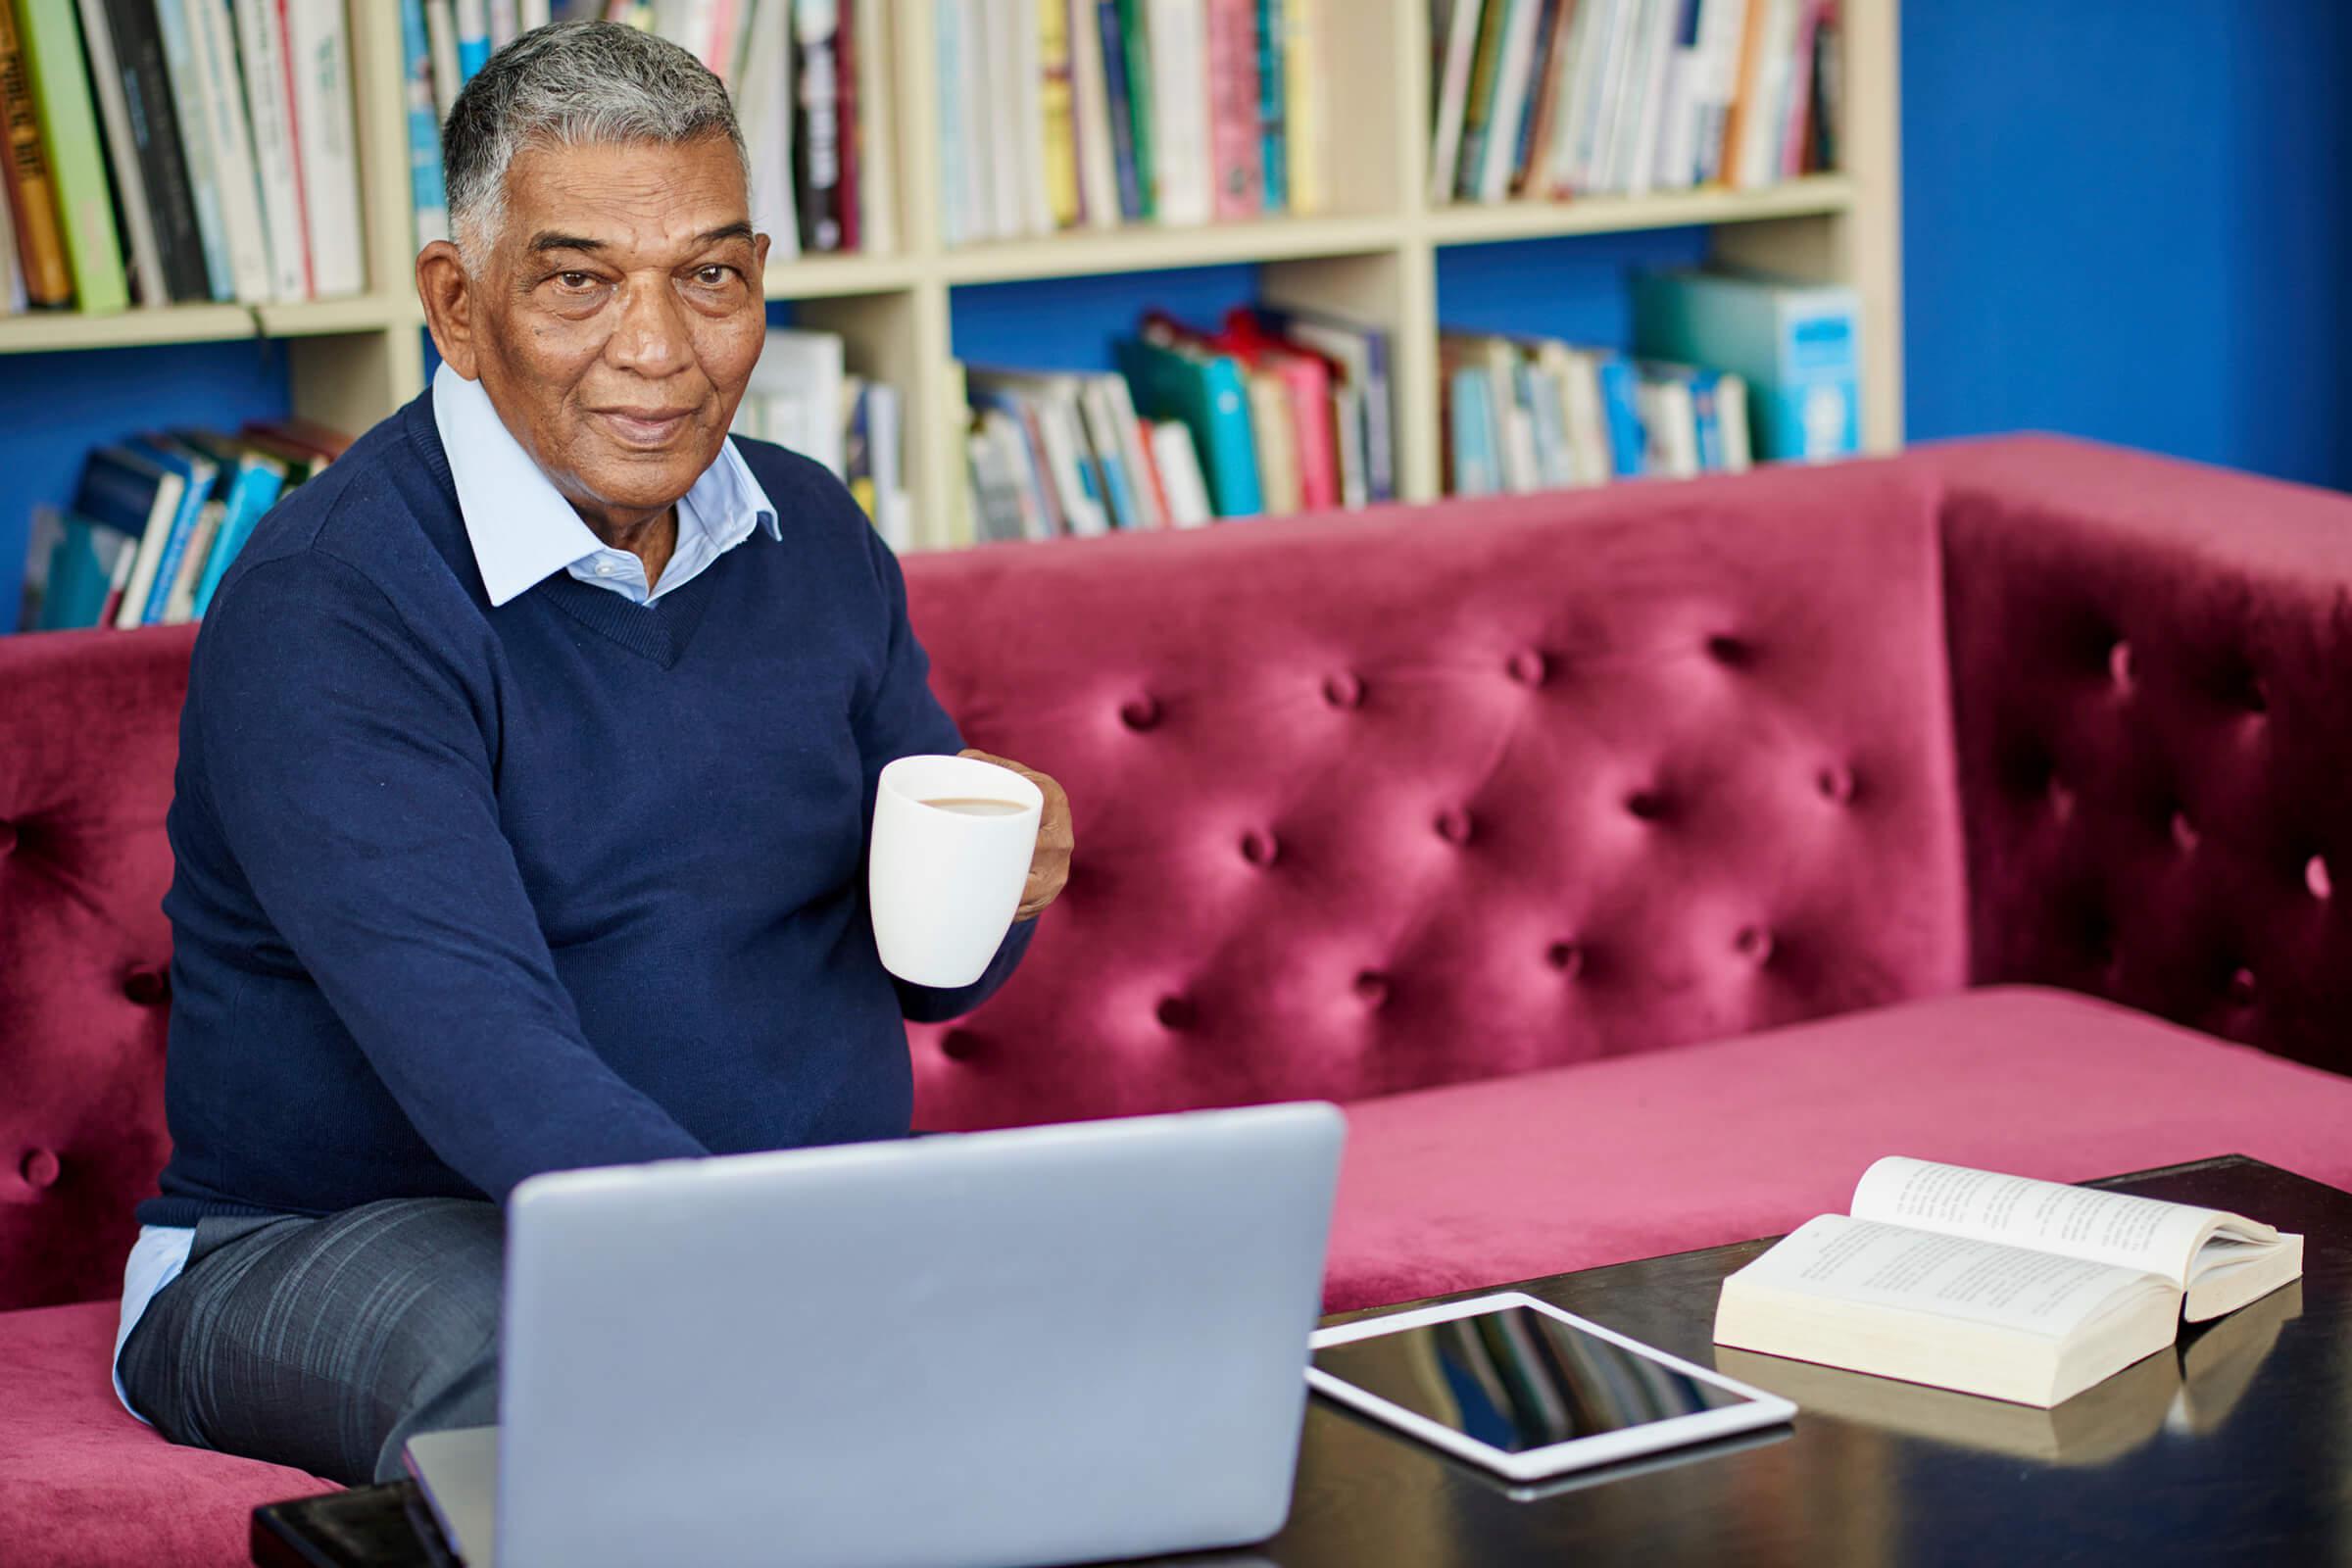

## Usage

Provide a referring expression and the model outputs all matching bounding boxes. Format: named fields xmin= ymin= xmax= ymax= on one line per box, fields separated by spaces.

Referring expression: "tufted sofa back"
xmin=903 ymin=459 xmax=1970 ymax=1130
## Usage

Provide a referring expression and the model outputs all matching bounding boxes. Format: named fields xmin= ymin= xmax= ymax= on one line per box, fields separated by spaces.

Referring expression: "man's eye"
xmin=696 ymin=266 xmax=732 ymax=286
xmin=555 ymin=271 xmax=596 ymax=290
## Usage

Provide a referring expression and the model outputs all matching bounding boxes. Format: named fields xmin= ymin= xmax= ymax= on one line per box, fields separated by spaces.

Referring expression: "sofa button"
xmin=1626 ymin=789 xmax=1669 ymax=823
xmin=1506 ymin=649 xmax=1546 ymax=687
xmin=1706 ymin=634 xmax=1753 ymax=668
xmin=2228 ymin=966 xmax=2258 ymax=1006
xmin=1816 ymin=764 xmax=1857 ymax=806
xmin=1545 ymin=941 xmax=1584 ymax=977
xmin=1435 ymin=808 xmax=1474 ymax=846
xmin=1119 ymin=696 xmax=1161 ymax=731
xmin=1323 ymin=672 xmax=1364 ymax=710
xmin=123 ymin=968 xmax=170 ymax=1006
xmin=1736 ymin=926 xmax=1774 ymax=964
xmin=2170 ymin=810 xmax=2199 ymax=853
xmin=2308 ymin=855 xmax=2333 ymax=901
xmin=21 ymin=1149 xmax=59 ymax=1190
xmin=2047 ymin=777 xmax=2076 ymax=824
xmin=939 ymin=1030 xmax=981 ymax=1062
xmin=1155 ymin=997 xmax=1196 ymax=1031
xmin=1241 ymin=830 xmax=1279 ymax=868
xmin=2244 ymin=674 xmax=2270 ymax=715
xmin=1352 ymin=971 xmax=1390 ymax=1006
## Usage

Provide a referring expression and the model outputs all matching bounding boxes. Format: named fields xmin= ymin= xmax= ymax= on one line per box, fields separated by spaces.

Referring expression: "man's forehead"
xmin=503 ymin=138 xmax=750 ymax=251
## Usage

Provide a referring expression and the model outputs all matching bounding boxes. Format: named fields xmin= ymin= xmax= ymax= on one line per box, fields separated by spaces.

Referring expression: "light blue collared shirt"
xmin=429 ymin=362 xmax=781 ymax=606
xmin=110 ymin=368 xmax=786 ymax=1424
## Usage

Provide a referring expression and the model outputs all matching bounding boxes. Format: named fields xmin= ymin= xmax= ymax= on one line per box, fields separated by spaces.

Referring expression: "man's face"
xmin=454 ymin=134 xmax=769 ymax=527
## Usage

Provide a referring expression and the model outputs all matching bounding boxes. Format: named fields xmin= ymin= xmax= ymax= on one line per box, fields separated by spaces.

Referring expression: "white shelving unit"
xmin=1 ymin=0 xmax=1903 ymax=550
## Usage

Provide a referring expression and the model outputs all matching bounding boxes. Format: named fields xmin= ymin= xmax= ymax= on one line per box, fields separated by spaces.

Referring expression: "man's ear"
xmin=416 ymin=240 xmax=478 ymax=380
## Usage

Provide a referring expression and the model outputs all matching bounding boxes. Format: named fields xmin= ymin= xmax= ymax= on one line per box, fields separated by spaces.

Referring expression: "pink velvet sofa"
xmin=9 ymin=435 xmax=2352 ymax=1567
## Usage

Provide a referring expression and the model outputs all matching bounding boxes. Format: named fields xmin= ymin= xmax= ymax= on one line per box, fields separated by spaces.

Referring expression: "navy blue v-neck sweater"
xmin=143 ymin=394 xmax=1033 ymax=1226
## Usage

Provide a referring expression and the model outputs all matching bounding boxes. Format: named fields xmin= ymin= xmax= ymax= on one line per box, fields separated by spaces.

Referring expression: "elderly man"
xmin=112 ymin=22 xmax=1071 ymax=1487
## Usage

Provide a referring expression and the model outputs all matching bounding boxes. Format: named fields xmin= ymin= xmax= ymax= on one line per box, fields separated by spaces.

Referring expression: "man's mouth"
xmin=593 ymin=407 xmax=696 ymax=447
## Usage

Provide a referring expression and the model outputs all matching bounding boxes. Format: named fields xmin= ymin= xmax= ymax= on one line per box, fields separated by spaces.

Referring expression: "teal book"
xmin=1446 ymin=368 xmax=1498 ymax=496
xmin=30 ymin=509 xmax=139 ymax=630
xmin=172 ymin=430 xmax=288 ymax=617
xmin=1633 ymin=270 xmax=1861 ymax=463
xmin=1595 ymin=353 xmax=1644 ymax=477
xmin=1254 ymin=0 xmax=1287 ymax=211
xmin=1116 ymin=335 xmax=1263 ymax=518
xmin=72 ymin=446 xmax=184 ymax=629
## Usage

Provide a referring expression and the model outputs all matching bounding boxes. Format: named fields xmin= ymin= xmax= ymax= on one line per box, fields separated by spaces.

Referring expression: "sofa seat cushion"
xmin=1325 ymin=986 xmax=2352 ymax=1312
xmin=0 ymin=1298 xmax=333 ymax=1568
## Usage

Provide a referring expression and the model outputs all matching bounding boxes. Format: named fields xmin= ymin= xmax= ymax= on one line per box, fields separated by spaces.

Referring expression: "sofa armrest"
xmin=1927 ymin=435 xmax=2352 ymax=1075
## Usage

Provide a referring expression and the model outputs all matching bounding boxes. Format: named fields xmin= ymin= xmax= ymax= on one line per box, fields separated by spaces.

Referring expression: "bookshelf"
xmin=8 ymin=0 xmax=1901 ymax=556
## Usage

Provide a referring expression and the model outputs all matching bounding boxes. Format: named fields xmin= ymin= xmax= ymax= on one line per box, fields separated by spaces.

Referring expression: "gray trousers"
xmin=116 ymin=1198 xmax=504 ymax=1487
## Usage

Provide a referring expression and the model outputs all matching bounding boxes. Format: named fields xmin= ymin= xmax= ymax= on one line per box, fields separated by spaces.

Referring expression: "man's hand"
xmin=959 ymin=749 xmax=1072 ymax=920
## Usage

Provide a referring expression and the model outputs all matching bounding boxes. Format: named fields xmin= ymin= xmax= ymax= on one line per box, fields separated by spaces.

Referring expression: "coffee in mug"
xmin=918 ymin=798 xmax=1030 ymax=816
xmin=870 ymin=756 xmax=1045 ymax=988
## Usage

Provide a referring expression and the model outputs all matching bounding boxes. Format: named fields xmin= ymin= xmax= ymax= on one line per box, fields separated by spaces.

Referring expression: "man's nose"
xmin=607 ymin=276 xmax=694 ymax=375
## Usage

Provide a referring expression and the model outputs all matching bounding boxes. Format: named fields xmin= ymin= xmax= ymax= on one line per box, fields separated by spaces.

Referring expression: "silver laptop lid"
xmin=495 ymin=1102 xmax=1346 ymax=1568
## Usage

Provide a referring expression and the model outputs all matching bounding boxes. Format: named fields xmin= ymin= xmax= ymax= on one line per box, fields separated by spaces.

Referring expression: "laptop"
xmin=403 ymin=1102 xmax=1346 ymax=1568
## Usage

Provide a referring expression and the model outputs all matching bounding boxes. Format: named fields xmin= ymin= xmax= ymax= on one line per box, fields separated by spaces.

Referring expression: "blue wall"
xmin=1901 ymin=0 xmax=2352 ymax=487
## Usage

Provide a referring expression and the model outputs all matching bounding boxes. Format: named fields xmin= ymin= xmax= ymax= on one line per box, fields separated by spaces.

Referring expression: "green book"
xmin=18 ymin=0 xmax=126 ymax=313
xmin=1114 ymin=0 xmax=1154 ymax=220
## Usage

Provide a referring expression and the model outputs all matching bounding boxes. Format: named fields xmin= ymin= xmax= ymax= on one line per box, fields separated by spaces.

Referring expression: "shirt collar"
xmin=431 ymin=364 xmax=781 ymax=609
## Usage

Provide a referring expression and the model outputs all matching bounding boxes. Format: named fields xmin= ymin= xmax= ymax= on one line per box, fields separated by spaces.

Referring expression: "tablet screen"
xmin=1311 ymin=1305 xmax=1756 ymax=1453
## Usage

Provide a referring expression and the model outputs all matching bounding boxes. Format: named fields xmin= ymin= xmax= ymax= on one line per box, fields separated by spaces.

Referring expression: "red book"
xmin=1203 ymin=0 xmax=1261 ymax=219
xmin=833 ymin=0 xmax=860 ymax=251
xmin=1212 ymin=309 xmax=1337 ymax=511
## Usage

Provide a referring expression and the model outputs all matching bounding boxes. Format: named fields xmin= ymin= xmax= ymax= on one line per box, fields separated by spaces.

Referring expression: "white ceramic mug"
xmin=868 ymin=754 xmax=1044 ymax=988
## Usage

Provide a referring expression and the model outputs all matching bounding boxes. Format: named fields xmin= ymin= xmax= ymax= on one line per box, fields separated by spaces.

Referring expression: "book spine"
xmin=0 ymin=157 xmax=21 ymax=311
xmin=288 ymin=0 xmax=363 ymax=297
xmin=1115 ymin=0 xmax=1154 ymax=219
xmin=1097 ymin=1 xmax=1142 ymax=220
xmin=274 ymin=0 xmax=314 ymax=297
xmin=851 ymin=0 xmax=893 ymax=252
xmin=97 ymin=0 xmax=208 ymax=302
xmin=1453 ymin=0 xmax=1513 ymax=201
xmin=791 ymin=0 xmax=842 ymax=250
xmin=1203 ymin=0 xmax=1259 ymax=219
xmin=191 ymin=463 xmax=284 ymax=617
xmin=1252 ymin=0 xmax=1283 ymax=211
xmin=187 ymin=0 xmax=273 ymax=302
xmin=0 ymin=0 xmax=73 ymax=305
xmin=833 ymin=0 xmax=859 ymax=249
xmin=400 ymin=0 xmax=449 ymax=247
xmin=518 ymin=0 xmax=548 ymax=27
xmin=1511 ymin=0 xmax=1569 ymax=198
xmin=18 ymin=0 xmax=128 ymax=311
xmin=151 ymin=0 xmax=231 ymax=300
xmin=1777 ymin=0 xmax=1819 ymax=179
xmin=424 ymin=0 xmax=461 ymax=121
xmin=487 ymin=0 xmax=516 ymax=47
xmin=1479 ymin=0 xmax=1546 ymax=201
xmin=455 ymin=0 xmax=490 ymax=81
xmin=1039 ymin=0 xmax=1078 ymax=226
xmin=1145 ymin=0 xmax=1208 ymax=224
xmin=71 ymin=0 xmax=165 ymax=306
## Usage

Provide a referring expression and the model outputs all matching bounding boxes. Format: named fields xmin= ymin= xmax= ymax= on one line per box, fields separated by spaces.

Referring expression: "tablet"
xmin=1306 ymin=1291 xmax=1795 ymax=1484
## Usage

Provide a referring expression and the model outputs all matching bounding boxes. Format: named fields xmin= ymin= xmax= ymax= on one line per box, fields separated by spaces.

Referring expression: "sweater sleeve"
xmin=850 ymin=522 xmax=1037 ymax=1023
xmin=190 ymin=552 xmax=710 ymax=1200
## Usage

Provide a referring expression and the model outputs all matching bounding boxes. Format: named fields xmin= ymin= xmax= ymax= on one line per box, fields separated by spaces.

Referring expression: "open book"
xmin=1713 ymin=1158 xmax=2304 ymax=1407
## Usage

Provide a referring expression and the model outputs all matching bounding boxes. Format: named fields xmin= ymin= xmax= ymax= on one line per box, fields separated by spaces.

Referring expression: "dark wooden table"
xmin=255 ymin=1155 xmax=2350 ymax=1567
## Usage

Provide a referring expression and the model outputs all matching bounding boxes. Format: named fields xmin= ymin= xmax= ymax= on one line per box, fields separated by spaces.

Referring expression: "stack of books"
xmin=1439 ymin=330 xmax=1749 ymax=496
xmin=729 ymin=325 xmax=910 ymax=552
xmin=1430 ymin=0 xmax=1841 ymax=206
xmin=0 ymin=0 xmax=367 ymax=315
xmin=490 ymin=1 xmax=895 ymax=262
xmin=16 ymin=419 xmax=345 ymax=631
xmin=956 ymin=301 xmax=1389 ymax=544
xmin=935 ymin=0 xmax=1330 ymax=246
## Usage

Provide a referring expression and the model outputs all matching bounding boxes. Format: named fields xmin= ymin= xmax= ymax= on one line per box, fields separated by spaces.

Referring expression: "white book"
xmin=957 ymin=0 xmax=998 ymax=241
xmin=161 ymin=503 xmax=224 ymax=624
xmin=231 ymin=0 xmax=311 ymax=300
xmin=288 ymin=0 xmax=368 ymax=298
xmin=853 ymin=0 xmax=896 ymax=253
xmin=489 ymin=0 xmax=517 ymax=46
xmin=425 ymin=0 xmax=464 ymax=122
xmin=1067 ymin=0 xmax=1120 ymax=228
xmin=862 ymin=381 xmax=909 ymax=552
xmin=1099 ymin=372 xmax=1166 ymax=528
xmin=1622 ymin=0 xmax=1681 ymax=196
xmin=747 ymin=329 xmax=848 ymax=475
xmin=1715 ymin=1158 xmax=2306 ymax=1408
xmin=1562 ymin=0 xmax=1627 ymax=195
xmin=74 ymin=0 xmax=167 ymax=306
xmin=1144 ymin=0 xmax=1211 ymax=225
xmin=1547 ymin=344 xmax=1612 ymax=485
xmin=1591 ymin=0 xmax=1651 ymax=194
xmin=1690 ymin=0 xmax=1747 ymax=184
xmin=113 ymin=470 xmax=189 ymax=632
xmin=1427 ymin=0 xmax=1485 ymax=206
xmin=519 ymin=0 xmax=550 ymax=28
xmin=967 ymin=410 xmax=1038 ymax=542
xmin=189 ymin=0 xmax=272 ymax=301
xmin=1635 ymin=374 xmax=1697 ymax=476
xmin=933 ymin=0 xmax=965 ymax=246
xmin=1149 ymin=419 xmax=1212 ymax=526
xmin=735 ymin=0 xmax=799 ymax=262
xmin=1476 ymin=0 xmax=1544 ymax=203
xmin=985 ymin=0 xmax=1028 ymax=238
xmin=1330 ymin=381 xmax=1366 ymax=510
xmin=1733 ymin=0 xmax=1795 ymax=187
xmin=152 ymin=0 xmax=233 ymax=301
xmin=1648 ymin=0 xmax=1701 ymax=189
xmin=1716 ymin=371 xmax=1751 ymax=471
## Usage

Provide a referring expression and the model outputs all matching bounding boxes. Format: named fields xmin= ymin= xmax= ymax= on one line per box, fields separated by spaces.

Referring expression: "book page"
xmin=1850 ymin=1158 xmax=2276 ymax=1288
xmin=1731 ymin=1216 xmax=2170 ymax=1338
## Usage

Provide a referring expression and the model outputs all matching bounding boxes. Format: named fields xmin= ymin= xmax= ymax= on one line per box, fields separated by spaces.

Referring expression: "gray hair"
xmin=442 ymin=20 xmax=747 ymax=269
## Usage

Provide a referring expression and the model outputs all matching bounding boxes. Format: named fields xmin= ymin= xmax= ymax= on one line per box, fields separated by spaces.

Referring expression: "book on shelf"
xmin=1633 ymin=267 xmax=1857 ymax=461
xmin=1429 ymin=0 xmax=1839 ymax=207
xmin=17 ymin=418 xmax=341 ymax=632
xmin=1713 ymin=1156 xmax=2307 ymax=1409
xmin=938 ymin=0 xmax=1325 ymax=246
xmin=19 ymin=0 xmax=128 ymax=311
xmin=0 ymin=0 xmax=75 ymax=308
xmin=728 ymin=324 xmax=911 ymax=551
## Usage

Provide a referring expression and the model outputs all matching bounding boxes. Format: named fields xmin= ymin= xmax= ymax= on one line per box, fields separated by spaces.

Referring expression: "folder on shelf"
xmin=1115 ymin=328 xmax=1262 ymax=520
xmin=1633 ymin=269 xmax=1859 ymax=462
